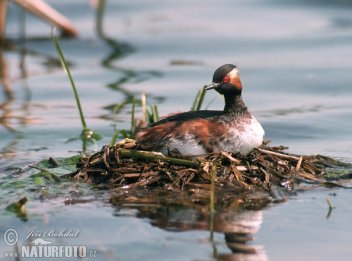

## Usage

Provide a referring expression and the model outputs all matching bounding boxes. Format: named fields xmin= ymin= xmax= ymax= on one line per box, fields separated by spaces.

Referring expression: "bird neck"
xmin=224 ymin=94 xmax=247 ymax=113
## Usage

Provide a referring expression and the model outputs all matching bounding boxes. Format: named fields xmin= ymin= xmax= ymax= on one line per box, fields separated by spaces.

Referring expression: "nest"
xmin=72 ymin=139 xmax=342 ymax=201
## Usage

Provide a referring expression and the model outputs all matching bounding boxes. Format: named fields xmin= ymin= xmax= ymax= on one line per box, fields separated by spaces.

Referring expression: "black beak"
xmin=204 ymin=82 xmax=220 ymax=90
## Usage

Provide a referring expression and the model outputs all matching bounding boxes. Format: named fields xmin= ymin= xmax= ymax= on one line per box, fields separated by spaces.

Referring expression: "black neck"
xmin=224 ymin=94 xmax=248 ymax=113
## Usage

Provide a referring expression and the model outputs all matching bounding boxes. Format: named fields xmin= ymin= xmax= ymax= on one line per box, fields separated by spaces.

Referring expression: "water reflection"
xmin=0 ymin=37 xmax=62 ymax=134
xmin=96 ymin=0 xmax=162 ymax=122
xmin=0 ymin=50 xmax=16 ymax=132
xmin=0 ymin=42 xmax=41 ymax=161
xmin=111 ymin=189 xmax=269 ymax=260
xmin=258 ymin=104 xmax=323 ymax=117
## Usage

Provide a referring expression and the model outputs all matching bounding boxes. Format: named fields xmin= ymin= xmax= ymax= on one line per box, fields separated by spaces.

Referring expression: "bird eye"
xmin=223 ymin=76 xmax=230 ymax=83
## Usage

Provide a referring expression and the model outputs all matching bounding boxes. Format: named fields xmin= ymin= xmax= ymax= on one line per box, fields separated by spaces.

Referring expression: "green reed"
xmin=51 ymin=36 xmax=210 ymax=148
xmin=209 ymin=163 xmax=216 ymax=242
xmin=130 ymin=96 xmax=136 ymax=136
xmin=191 ymin=87 xmax=207 ymax=111
xmin=210 ymin=163 xmax=216 ymax=213
xmin=141 ymin=93 xmax=160 ymax=125
xmin=52 ymin=29 xmax=102 ymax=150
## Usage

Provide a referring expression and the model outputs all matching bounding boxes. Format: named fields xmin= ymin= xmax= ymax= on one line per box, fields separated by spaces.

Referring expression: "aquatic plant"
xmin=191 ymin=87 xmax=207 ymax=111
xmin=52 ymin=29 xmax=102 ymax=151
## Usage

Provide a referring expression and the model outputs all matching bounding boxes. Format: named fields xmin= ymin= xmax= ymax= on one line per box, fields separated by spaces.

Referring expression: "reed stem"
xmin=131 ymin=97 xmax=136 ymax=136
xmin=210 ymin=163 xmax=216 ymax=213
xmin=110 ymin=130 xmax=119 ymax=146
xmin=151 ymin=104 xmax=159 ymax=123
xmin=191 ymin=87 xmax=206 ymax=111
xmin=52 ymin=30 xmax=87 ymax=130
xmin=117 ymin=148 xmax=199 ymax=168
xmin=0 ymin=0 xmax=8 ymax=41
xmin=141 ymin=93 xmax=148 ymax=123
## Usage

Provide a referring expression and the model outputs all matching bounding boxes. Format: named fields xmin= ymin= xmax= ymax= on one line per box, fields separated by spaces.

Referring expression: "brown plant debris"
xmin=71 ymin=139 xmax=348 ymax=197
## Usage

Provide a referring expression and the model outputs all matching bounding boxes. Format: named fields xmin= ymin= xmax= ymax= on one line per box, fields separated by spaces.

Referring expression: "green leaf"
xmin=110 ymin=130 xmax=119 ymax=146
xmin=34 ymin=177 xmax=45 ymax=186
xmin=91 ymin=131 xmax=103 ymax=141
xmin=31 ymin=171 xmax=60 ymax=183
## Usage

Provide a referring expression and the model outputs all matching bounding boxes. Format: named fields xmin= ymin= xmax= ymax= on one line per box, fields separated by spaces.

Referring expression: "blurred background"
xmin=1 ymin=1 xmax=352 ymax=260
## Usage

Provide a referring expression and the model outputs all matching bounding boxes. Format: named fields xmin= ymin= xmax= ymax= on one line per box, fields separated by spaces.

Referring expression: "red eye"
xmin=223 ymin=76 xmax=230 ymax=83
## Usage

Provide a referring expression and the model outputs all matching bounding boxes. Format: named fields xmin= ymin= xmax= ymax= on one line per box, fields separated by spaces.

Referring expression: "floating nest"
xmin=71 ymin=139 xmax=349 ymax=203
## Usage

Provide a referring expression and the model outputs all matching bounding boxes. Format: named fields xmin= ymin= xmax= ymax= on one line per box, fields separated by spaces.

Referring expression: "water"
xmin=1 ymin=0 xmax=352 ymax=260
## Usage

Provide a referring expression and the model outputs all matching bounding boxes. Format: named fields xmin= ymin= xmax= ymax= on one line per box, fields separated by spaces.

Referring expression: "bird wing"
xmin=149 ymin=110 xmax=223 ymax=127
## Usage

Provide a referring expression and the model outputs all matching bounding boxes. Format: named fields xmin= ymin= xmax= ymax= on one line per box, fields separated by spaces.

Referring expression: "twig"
xmin=296 ymin=156 xmax=303 ymax=170
xmin=117 ymin=148 xmax=200 ymax=168
xmin=121 ymin=172 xmax=157 ymax=178
xmin=236 ymin=165 xmax=258 ymax=171
xmin=258 ymin=148 xmax=301 ymax=161
xmin=221 ymin=151 xmax=241 ymax=164
xmin=298 ymin=171 xmax=324 ymax=182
